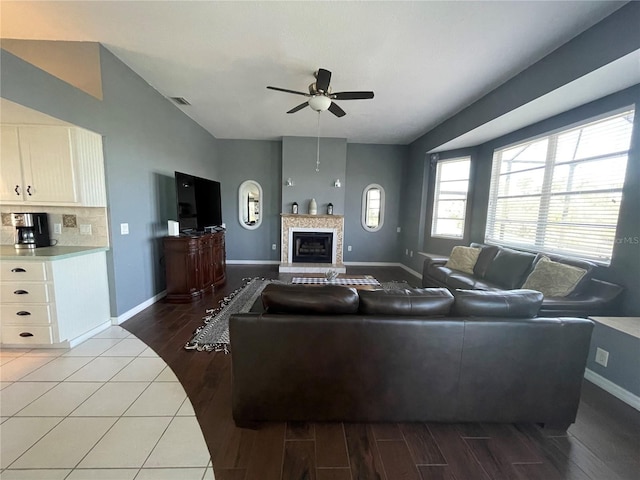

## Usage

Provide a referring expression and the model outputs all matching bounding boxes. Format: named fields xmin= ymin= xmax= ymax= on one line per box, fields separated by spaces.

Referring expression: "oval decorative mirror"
xmin=238 ymin=180 xmax=263 ymax=230
xmin=362 ymin=183 xmax=385 ymax=232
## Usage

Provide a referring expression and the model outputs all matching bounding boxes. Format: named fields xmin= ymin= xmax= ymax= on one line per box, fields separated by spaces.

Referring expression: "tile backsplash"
xmin=0 ymin=205 xmax=109 ymax=247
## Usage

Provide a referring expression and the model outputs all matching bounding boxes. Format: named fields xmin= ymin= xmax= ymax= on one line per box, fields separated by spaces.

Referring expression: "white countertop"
xmin=589 ymin=316 xmax=640 ymax=339
xmin=0 ymin=245 xmax=109 ymax=261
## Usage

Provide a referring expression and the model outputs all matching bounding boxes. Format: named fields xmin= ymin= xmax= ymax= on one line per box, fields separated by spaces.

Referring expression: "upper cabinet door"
xmin=18 ymin=126 xmax=78 ymax=203
xmin=0 ymin=126 xmax=24 ymax=201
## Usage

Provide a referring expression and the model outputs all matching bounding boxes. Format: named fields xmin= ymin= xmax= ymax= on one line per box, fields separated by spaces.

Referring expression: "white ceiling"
xmin=0 ymin=1 xmax=633 ymax=146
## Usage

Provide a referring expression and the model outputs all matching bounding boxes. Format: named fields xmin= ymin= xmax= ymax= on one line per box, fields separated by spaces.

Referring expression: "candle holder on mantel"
xmin=327 ymin=203 xmax=334 ymax=215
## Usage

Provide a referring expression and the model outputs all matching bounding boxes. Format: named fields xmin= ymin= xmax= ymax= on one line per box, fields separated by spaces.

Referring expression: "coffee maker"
xmin=12 ymin=213 xmax=51 ymax=249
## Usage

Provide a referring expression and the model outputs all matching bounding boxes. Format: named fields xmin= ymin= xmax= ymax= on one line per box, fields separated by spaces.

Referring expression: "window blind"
xmin=485 ymin=108 xmax=634 ymax=264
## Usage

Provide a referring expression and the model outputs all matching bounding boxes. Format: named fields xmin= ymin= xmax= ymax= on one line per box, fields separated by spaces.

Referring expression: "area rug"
xmin=184 ymin=277 xmax=273 ymax=353
xmin=185 ymin=278 xmax=414 ymax=353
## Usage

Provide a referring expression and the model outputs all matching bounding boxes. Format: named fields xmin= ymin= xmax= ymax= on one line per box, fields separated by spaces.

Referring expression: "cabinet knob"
xmin=14 ymin=185 xmax=20 ymax=195
xmin=13 ymin=290 xmax=29 ymax=295
xmin=19 ymin=332 xmax=34 ymax=338
xmin=17 ymin=311 xmax=32 ymax=316
xmin=11 ymin=268 xmax=27 ymax=273
xmin=26 ymin=185 xmax=33 ymax=196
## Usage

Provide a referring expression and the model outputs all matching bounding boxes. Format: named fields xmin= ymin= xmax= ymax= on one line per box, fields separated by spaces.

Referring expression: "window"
xmin=485 ymin=108 xmax=634 ymax=264
xmin=362 ymin=184 xmax=385 ymax=232
xmin=431 ymin=157 xmax=471 ymax=238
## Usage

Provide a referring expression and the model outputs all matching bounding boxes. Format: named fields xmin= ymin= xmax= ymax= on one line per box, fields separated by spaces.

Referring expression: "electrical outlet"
xmin=397 ymin=227 xmax=401 ymax=233
xmin=120 ymin=223 xmax=129 ymax=235
xmin=595 ymin=347 xmax=609 ymax=367
xmin=272 ymin=243 xmax=277 ymax=250
xmin=53 ymin=223 xmax=62 ymax=234
xmin=79 ymin=224 xmax=92 ymax=235
xmin=347 ymin=245 xmax=352 ymax=252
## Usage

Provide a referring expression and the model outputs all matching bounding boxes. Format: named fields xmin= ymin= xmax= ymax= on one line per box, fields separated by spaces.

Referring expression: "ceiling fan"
xmin=267 ymin=68 xmax=374 ymax=118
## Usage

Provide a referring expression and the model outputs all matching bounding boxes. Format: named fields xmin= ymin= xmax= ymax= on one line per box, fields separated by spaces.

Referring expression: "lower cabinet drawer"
xmin=0 ymin=283 xmax=52 ymax=303
xmin=0 ymin=305 xmax=53 ymax=325
xmin=1 ymin=325 xmax=55 ymax=345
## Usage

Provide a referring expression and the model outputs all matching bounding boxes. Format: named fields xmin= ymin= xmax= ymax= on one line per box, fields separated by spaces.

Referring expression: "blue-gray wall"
xmin=217 ymin=139 xmax=281 ymax=261
xmin=1 ymin=46 xmax=219 ymax=317
xmin=587 ymin=323 xmax=640 ymax=397
xmin=344 ymin=144 xmax=407 ymax=263
xmin=400 ymin=3 xmax=640 ymax=315
xmin=281 ymin=137 xmax=347 ymax=215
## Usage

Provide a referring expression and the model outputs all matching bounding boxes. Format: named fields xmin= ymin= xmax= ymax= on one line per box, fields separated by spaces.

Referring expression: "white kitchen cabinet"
xmin=0 ymin=126 xmax=23 ymax=201
xmin=0 ymin=250 xmax=111 ymax=347
xmin=0 ymin=125 xmax=106 ymax=207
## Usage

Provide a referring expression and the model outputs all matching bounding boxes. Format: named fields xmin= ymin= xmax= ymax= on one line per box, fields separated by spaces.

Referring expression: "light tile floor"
xmin=0 ymin=326 xmax=214 ymax=480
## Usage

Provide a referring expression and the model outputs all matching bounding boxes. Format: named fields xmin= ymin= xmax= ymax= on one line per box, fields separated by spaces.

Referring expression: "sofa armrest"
xmin=422 ymin=253 xmax=449 ymax=268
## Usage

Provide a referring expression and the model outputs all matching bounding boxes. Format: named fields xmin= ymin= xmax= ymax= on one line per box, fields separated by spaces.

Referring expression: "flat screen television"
xmin=175 ymin=171 xmax=222 ymax=232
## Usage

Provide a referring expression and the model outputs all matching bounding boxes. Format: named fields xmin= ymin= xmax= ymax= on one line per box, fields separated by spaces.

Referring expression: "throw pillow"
xmin=445 ymin=246 xmax=481 ymax=275
xmin=522 ymin=256 xmax=587 ymax=297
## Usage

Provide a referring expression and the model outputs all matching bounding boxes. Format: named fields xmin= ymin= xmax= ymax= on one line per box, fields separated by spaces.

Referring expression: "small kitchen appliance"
xmin=12 ymin=213 xmax=51 ymax=249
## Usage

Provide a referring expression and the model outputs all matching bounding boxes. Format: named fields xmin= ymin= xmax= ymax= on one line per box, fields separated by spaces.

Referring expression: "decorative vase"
xmin=309 ymin=198 xmax=317 ymax=215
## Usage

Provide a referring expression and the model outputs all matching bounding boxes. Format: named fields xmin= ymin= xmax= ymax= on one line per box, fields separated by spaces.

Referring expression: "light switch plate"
xmin=53 ymin=223 xmax=62 ymax=234
xmin=120 ymin=223 xmax=129 ymax=235
xmin=79 ymin=224 xmax=92 ymax=235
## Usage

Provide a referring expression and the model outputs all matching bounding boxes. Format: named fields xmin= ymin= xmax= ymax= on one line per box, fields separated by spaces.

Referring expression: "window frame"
xmin=430 ymin=156 xmax=472 ymax=239
xmin=361 ymin=183 xmax=385 ymax=232
xmin=484 ymin=106 xmax=635 ymax=265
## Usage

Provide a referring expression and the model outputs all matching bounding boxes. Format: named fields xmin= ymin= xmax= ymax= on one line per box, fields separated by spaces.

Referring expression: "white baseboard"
xmin=584 ymin=368 xmax=640 ymax=411
xmin=399 ymin=264 xmax=422 ymax=279
xmin=226 ymin=260 xmax=280 ymax=265
xmin=111 ymin=290 xmax=167 ymax=325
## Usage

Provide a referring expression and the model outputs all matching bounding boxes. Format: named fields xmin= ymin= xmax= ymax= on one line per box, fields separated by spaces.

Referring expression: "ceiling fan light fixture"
xmin=308 ymin=95 xmax=331 ymax=112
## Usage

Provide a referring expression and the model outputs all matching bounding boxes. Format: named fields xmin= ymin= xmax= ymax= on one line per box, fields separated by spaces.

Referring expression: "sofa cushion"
xmin=522 ymin=256 xmax=587 ymax=297
xmin=470 ymin=243 xmax=500 ymax=278
xmin=451 ymin=289 xmax=543 ymax=318
xmin=261 ymin=284 xmax=359 ymax=314
xmin=444 ymin=272 xmax=477 ymax=290
xmin=444 ymin=246 xmax=481 ymax=274
xmin=484 ymin=247 xmax=537 ymax=289
xmin=359 ymin=288 xmax=454 ymax=316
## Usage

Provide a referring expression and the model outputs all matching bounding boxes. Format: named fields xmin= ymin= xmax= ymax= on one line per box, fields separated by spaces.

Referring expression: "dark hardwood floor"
xmin=122 ymin=265 xmax=640 ymax=480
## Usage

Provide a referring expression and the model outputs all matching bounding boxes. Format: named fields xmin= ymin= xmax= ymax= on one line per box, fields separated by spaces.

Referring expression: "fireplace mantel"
xmin=280 ymin=214 xmax=345 ymax=273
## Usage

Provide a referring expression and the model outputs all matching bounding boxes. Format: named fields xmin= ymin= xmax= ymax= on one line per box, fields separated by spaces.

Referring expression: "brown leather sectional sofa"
xmin=421 ymin=243 xmax=623 ymax=317
xmin=230 ymin=284 xmax=594 ymax=430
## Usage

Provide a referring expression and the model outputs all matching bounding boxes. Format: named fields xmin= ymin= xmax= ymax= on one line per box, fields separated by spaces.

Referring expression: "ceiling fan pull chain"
xmin=316 ymin=112 xmax=321 ymax=172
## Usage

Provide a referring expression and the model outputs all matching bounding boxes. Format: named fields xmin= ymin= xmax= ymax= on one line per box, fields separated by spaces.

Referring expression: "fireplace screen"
xmin=292 ymin=232 xmax=333 ymax=263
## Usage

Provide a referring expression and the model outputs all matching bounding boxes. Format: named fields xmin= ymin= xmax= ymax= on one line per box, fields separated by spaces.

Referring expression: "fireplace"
xmin=280 ymin=214 xmax=345 ymax=273
xmin=293 ymin=232 xmax=332 ymax=263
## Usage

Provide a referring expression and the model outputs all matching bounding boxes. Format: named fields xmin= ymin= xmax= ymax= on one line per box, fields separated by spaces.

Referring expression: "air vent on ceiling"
xmin=170 ymin=97 xmax=191 ymax=106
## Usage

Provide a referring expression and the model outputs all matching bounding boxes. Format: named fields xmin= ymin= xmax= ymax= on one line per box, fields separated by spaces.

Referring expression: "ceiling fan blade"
xmin=287 ymin=102 xmax=309 ymax=114
xmin=267 ymin=86 xmax=311 ymax=97
xmin=315 ymin=68 xmax=332 ymax=92
xmin=332 ymin=91 xmax=375 ymax=100
xmin=328 ymin=102 xmax=346 ymax=118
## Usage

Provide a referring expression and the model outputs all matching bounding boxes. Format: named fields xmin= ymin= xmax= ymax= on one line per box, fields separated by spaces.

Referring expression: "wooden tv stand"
xmin=163 ymin=231 xmax=226 ymax=303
